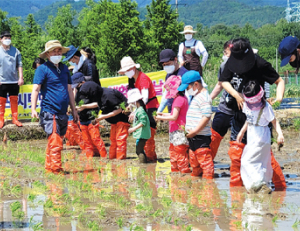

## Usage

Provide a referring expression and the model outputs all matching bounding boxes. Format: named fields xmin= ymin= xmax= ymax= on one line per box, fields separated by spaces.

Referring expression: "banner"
xmin=6 ymin=70 xmax=167 ymax=119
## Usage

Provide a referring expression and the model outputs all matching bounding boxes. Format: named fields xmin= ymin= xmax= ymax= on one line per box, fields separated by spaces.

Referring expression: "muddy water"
xmin=0 ymin=131 xmax=300 ymax=231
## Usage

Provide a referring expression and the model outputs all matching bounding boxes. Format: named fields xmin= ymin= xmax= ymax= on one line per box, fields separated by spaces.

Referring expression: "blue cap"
xmin=71 ymin=72 xmax=85 ymax=89
xmin=63 ymin=45 xmax=79 ymax=62
xmin=278 ymin=36 xmax=300 ymax=67
xmin=177 ymin=70 xmax=201 ymax=91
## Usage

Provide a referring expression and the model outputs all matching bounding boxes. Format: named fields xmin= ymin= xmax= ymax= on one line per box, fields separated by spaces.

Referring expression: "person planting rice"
xmin=71 ymin=73 xmax=107 ymax=158
xmin=237 ymin=80 xmax=284 ymax=194
xmin=127 ymin=88 xmax=151 ymax=163
xmin=118 ymin=56 xmax=159 ymax=162
xmin=155 ymin=75 xmax=191 ymax=173
xmin=219 ymin=38 xmax=286 ymax=189
xmin=31 ymin=40 xmax=79 ymax=174
xmin=178 ymin=70 xmax=214 ymax=179
xmin=93 ymin=85 xmax=130 ymax=160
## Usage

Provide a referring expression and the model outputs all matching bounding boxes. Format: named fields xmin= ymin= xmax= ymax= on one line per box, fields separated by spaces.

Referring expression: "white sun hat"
xmin=127 ymin=88 xmax=143 ymax=104
xmin=118 ymin=56 xmax=140 ymax=74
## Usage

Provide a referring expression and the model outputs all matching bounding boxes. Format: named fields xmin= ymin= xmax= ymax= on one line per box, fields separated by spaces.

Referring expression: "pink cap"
xmin=163 ymin=75 xmax=181 ymax=99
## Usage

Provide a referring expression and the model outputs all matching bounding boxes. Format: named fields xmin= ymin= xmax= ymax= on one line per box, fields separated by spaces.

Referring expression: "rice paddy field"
xmin=1 ymin=126 xmax=300 ymax=231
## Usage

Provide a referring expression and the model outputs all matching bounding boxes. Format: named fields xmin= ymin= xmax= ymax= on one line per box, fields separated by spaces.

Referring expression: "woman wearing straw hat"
xmin=178 ymin=25 xmax=208 ymax=76
xmin=31 ymin=40 xmax=79 ymax=174
xmin=118 ymin=56 xmax=159 ymax=163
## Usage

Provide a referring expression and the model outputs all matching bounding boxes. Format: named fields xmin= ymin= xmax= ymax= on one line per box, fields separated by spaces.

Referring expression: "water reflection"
xmin=0 ymin=144 xmax=298 ymax=231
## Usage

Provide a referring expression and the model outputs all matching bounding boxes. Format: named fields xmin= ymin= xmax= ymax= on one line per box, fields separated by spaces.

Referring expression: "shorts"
xmin=230 ymin=111 xmax=247 ymax=144
xmin=188 ymin=135 xmax=211 ymax=152
xmin=39 ymin=111 xmax=68 ymax=137
xmin=0 ymin=84 xmax=19 ymax=98
xmin=212 ymin=111 xmax=233 ymax=137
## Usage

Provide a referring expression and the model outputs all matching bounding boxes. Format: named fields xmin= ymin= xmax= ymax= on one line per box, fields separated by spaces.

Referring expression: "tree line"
xmin=0 ymin=0 xmax=297 ymax=84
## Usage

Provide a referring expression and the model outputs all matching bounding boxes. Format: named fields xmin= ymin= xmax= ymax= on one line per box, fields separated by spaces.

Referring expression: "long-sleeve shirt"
xmin=178 ymin=39 xmax=208 ymax=67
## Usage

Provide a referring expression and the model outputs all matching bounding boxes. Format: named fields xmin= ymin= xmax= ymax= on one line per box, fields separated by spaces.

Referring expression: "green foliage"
xmin=77 ymin=100 xmax=84 ymax=107
xmin=10 ymin=201 xmax=25 ymax=220
xmin=120 ymin=101 xmax=126 ymax=110
xmin=0 ymin=1 xmax=298 ymax=83
xmin=143 ymin=0 xmax=183 ymax=71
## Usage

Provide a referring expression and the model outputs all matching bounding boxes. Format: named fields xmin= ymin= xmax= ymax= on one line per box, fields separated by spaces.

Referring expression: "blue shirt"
xmin=0 ymin=45 xmax=22 ymax=83
xmin=33 ymin=61 xmax=71 ymax=115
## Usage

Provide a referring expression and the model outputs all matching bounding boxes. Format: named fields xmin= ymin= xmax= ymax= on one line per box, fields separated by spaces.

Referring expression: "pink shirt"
xmin=169 ymin=95 xmax=189 ymax=133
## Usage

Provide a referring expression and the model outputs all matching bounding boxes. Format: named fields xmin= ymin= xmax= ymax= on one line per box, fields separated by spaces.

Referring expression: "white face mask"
xmin=163 ymin=65 xmax=175 ymax=74
xmin=187 ymin=84 xmax=198 ymax=96
xmin=50 ymin=55 xmax=62 ymax=64
xmin=185 ymin=34 xmax=193 ymax=41
xmin=126 ymin=69 xmax=135 ymax=78
xmin=222 ymin=55 xmax=229 ymax=62
xmin=69 ymin=61 xmax=76 ymax=66
xmin=2 ymin=39 xmax=11 ymax=46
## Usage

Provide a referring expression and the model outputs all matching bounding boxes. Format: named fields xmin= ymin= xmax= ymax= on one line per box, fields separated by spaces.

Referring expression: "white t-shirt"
xmin=242 ymin=102 xmax=275 ymax=126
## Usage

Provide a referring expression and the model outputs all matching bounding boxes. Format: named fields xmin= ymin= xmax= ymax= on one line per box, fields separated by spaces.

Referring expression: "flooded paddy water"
xmin=0 ymin=129 xmax=300 ymax=231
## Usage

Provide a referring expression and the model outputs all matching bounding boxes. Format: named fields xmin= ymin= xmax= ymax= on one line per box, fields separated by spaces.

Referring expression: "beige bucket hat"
xmin=39 ymin=40 xmax=70 ymax=59
xmin=118 ymin=56 xmax=140 ymax=74
xmin=180 ymin=25 xmax=197 ymax=34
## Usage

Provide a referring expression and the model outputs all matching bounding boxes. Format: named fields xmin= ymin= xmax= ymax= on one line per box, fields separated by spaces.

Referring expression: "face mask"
xmin=2 ymin=39 xmax=11 ymax=46
xmin=126 ymin=69 xmax=135 ymax=78
xmin=69 ymin=61 xmax=76 ymax=66
xmin=50 ymin=55 xmax=62 ymax=64
xmin=187 ymin=84 xmax=198 ymax=96
xmin=222 ymin=55 xmax=229 ymax=62
xmin=163 ymin=65 xmax=175 ymax=74
xmin=185 ymin=34 xmax=193 ymax=41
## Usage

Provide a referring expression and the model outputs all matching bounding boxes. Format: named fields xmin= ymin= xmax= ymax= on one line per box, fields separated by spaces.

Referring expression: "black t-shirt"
xmin=75 ymin=81 xmax=101 ymax=122
xmin=98 ymin=88 xmax=129 ymax=124
xmin=220 ymin=55 xmax=279 ymax=92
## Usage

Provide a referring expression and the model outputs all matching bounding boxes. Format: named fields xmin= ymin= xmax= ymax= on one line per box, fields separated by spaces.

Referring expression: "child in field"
xmin=127 ymin=88 xmax=151 ymax=163
xmin=155 ymin=75 xmax=191 ymax=173
xmin=237 ymin=80 xmax=284 ymax=194
xmin=178 ymin=70 xmax=214 ymax=179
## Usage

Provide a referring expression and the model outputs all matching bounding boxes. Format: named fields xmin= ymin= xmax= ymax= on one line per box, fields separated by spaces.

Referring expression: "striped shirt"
xmin=186 ymin=90 xmax=212 ymax=136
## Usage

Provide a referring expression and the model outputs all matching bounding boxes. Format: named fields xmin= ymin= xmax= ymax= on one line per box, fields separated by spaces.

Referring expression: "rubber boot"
xmin=109 ymin=124 xmax=117 ymax=159
xmin=45 ymin=142 xmax=51 ymax=173
xmin=271 ymin=150 xmax=287 ymax=189
xmin=9 ymin=96 xmax=22 ymax=127
xmin=228 ymin=141 xmax=245 ymax=187
xmin=80 ymin=124 xmax=94 ymax=158
xmin=116 ymin=122 xmax=130 ymax=160
xmin=48 ymin=117 xmax=63 ymax=174
xmin=169 ymin=143 xmax=179 ymax=172
xmin=189 ymin=149 xmax=202 ymax=176
xmin=174 ymin=144 xmax=191 ymax=173
xmin=194 ymin=148 xmax=214 ymax=179
xmin=71 ymin=121 xmax=85 ymax=150
xmin=88 ymin=123 xmax=107 ymax=158
xmin=210 ymin=128 xmax=223 ymax=160
xmin=0 ymin=97 xmax=6 ymax=129
xmin=65 ymin=121 xmax=76 ymax=146
xmin=144 ymin=127 xmax=157 ymax=162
